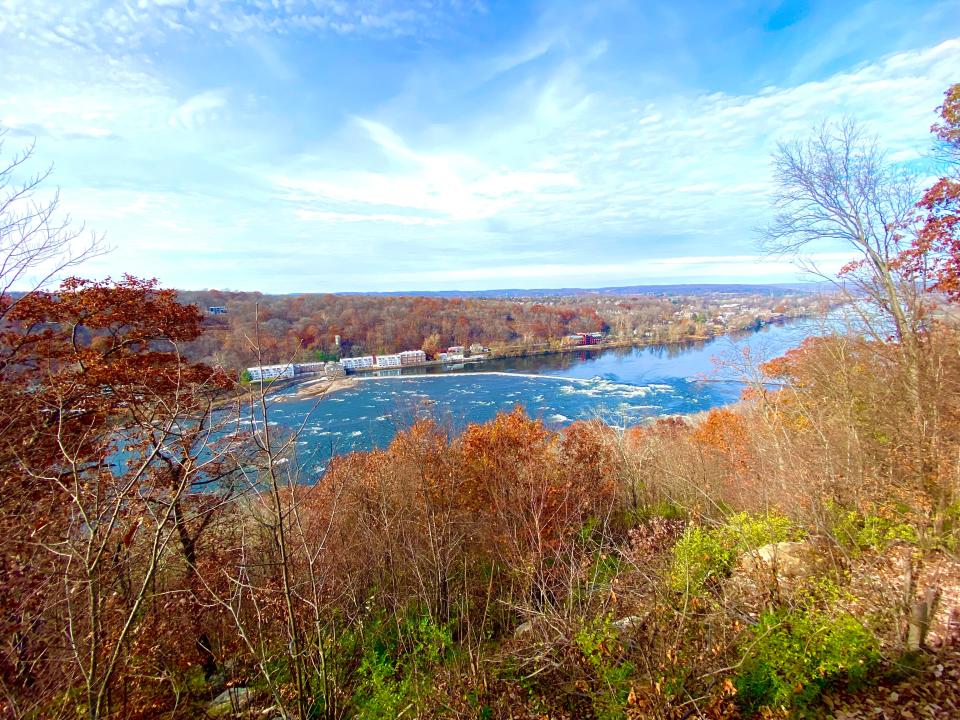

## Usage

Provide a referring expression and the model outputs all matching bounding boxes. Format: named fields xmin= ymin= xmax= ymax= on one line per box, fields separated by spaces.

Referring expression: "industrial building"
xmin=375 ymin=354 xmax=402 ymax=368
xmin=246 ymin=360 xmax=344 ymax=381
xmin=564 ymin=332 xmax=605 ymax=346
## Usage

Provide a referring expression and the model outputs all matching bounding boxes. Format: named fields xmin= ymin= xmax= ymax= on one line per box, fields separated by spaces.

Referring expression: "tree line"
xmin=179 ymin=290 xmax=816 ymax=371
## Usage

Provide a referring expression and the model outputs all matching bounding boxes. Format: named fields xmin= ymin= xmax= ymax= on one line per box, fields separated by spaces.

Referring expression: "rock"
xmin=207 ymin=687 xmax=253 ymax=717
xmin=611 ymin=615 xmax=644 ymax=634
xmin=514 ymin=619 xmax=535 ymax=637
xmin=738 ymin=541 xmax=824 ymax=580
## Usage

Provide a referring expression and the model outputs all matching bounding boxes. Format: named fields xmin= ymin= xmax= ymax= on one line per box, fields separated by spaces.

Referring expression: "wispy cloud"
xmin=273 ymin=38 xmax=959 ymax=244
xmin=169 ymin=90 xmax=229 ymax=130
xmin=1 ymin=0 xmax=957 ymax=292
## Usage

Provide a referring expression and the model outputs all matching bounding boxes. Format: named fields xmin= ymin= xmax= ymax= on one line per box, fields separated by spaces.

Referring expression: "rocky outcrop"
xmin=738 ymin=540 xmax=826 ymax=580
xmin=207 ymin=687 xmax=252 ymax=717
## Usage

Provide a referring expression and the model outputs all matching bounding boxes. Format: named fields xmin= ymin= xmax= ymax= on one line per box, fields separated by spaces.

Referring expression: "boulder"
xmin=514 ymin=619 xmax=535 ymax=638
xmin=611 ymin=615 xmax=644 ymax=634
xmin=207 ymin=687 xmax=253 ymax=717
xmin=738 ymin=540 xmax=823 ymax=580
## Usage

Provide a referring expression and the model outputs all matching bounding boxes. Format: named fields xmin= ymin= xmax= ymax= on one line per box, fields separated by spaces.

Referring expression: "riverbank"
xmin=288 ymin=375 xmax=360 ymax=399
xmin=336 ymin=314 xmax=810 ymax=378
xmin=265 ymin=315 xmax=817 ymax=404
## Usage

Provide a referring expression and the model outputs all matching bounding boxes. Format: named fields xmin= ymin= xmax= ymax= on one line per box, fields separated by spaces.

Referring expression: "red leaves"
xmin=838 ymin=259 xmax=865 ymax=277
xmin=899 ymin=84 xmax=960 ymax=302
xmin=932 ymin=83 xmax=960 ymax=146
xmin=905 ymin=178 xmax=960 ymax=300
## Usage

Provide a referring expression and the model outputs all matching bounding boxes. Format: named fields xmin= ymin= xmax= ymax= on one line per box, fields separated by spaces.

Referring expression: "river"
xmin=261 ymin=316 xmax=829 ymax=476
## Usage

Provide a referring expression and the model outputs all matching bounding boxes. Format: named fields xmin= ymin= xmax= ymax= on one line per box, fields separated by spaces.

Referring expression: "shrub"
xmin=829 ymin=504 xmax=918 ymax=553
xmin=574 ymin=616 xmax=636 ymax=720
xmin=349 ymin=613 xmax=453 ymax=719
xmin=942 ymin=501 xmax=960 ymax=552
xmin=669 ymin=525 xmax=736 ymax=594
xmin=353 ymin=649 xmax=415 ymax=720
xmin=735 ymin=584 xmax=881 ymax=715
xmin=669 ymin=512 xmax=799 ymax=594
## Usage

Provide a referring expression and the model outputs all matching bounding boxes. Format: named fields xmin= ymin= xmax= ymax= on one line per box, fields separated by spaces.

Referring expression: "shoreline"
xmin=267 ymin=313 xmax=822 ymax=403
xmin=287 ymin=375 xmax=361 ymax=400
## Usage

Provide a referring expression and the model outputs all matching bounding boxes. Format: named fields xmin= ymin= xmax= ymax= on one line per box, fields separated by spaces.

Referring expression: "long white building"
xmin=340 ymin=355 xmax=375 ymax=370
xmin=246 ymin=364 xmax=296 ymax=381
xmin=246 ymin=360 xmax=342 ymax=381
xmin=339 ymin=349 xmax=427 ymax=372
xmin=375 ymin=353 xmax=402 ymax=367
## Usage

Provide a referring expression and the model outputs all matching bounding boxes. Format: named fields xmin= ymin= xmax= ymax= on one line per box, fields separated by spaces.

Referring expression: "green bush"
xmin=829 ymin=504 xmax=917 ymax=553
xmin=735 ymin=602 xmax=880 ymax=715
xmin=353 ymin=650 xmax=415 ymax=720
xmin=669 ymin=525 xmax=736 ymax=594
xmin=941 ymin=501 xmax=960 ymax=552
xmin=669 ymin=512 xmax=799 ymax=594
xmin=574 ymin=616 xmax=636 ymax=720
xmin=349 ymin=613 xmax=453 ymax=720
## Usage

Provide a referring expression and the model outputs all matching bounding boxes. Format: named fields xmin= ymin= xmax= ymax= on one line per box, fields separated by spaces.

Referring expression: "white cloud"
xmin=2 ymin=0 xmax=957 ymax=292
xmin=275 ymin=119 xmax=581 ymax=222
xmin=169 ymin=89 xmax=229 ymax=130
xmin=376 ymin=253 xmax=856 ymax=286
xmin=295 ymin=209 xmax=449 ymax=226
xmin=271 ymin=39 xmax=960 ymax=253
xmin=0 ymin=0 xmax=484 ymax=49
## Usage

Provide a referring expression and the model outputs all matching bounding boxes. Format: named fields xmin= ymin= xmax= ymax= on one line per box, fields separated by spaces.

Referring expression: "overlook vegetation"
xmin=0 ymin=85 xmax=958 ymax=720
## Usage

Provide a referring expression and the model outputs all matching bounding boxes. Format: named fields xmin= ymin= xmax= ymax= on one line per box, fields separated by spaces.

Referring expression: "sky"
xmin=1 ymin=0 xmax=959 ymax=293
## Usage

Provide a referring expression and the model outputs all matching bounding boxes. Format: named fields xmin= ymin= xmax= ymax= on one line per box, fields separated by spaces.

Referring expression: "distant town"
xmin=231 ymin=288 xmax=837 ymax=384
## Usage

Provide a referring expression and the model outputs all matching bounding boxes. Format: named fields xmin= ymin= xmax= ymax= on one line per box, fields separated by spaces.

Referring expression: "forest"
xmin=0 ymin=84 xmax=958 ymax=720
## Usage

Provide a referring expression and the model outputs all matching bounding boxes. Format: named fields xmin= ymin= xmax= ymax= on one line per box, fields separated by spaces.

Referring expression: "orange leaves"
xmin=316 ymin=407 xmax=620 ymax=606
xmin=692 ymin=408 xmax=749 ymax=457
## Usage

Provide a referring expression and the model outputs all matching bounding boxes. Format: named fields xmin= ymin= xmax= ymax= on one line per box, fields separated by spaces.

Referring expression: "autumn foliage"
xmin=5 ymin=85 xmax=960 ymax=719
xmin=901 ymin=84 xmax=960 ymax=300
xmin=0 ymin=276 xmax=238 ymax=718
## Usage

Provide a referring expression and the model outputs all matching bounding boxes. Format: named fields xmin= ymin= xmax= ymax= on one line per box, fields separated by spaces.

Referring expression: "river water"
xmin=263 ymin=316 xmax=828 ymax=476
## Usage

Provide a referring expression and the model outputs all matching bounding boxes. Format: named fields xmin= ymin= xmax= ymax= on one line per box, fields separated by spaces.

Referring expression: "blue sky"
xmin=2 ymin=0 xmax=959 ymax=292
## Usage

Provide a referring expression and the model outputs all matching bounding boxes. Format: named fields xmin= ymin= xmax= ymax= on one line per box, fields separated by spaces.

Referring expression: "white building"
xmin=324 ymin=362 xmax=346 ymax=378
xmin=375 ymin=353 xmax=402 ymax=368
xmin=246 ymin=364 xmax=296 ymax=381
xmin=340 ymin=356 xmax=375 ymax=371
xmin=399 ymin=350 xmax=427 ymax=365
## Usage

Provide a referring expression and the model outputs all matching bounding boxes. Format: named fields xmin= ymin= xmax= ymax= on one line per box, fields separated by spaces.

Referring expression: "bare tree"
xmin=762 ymin=118 xmax=956 ymax=637
xmin=0 ymin=131 xmax=104 ymax=320
xmin=762 ymin=118 xmax=920 ymax=344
